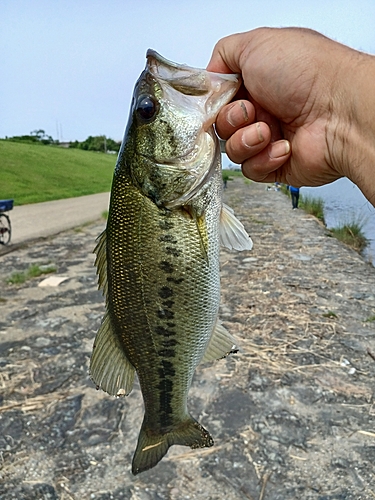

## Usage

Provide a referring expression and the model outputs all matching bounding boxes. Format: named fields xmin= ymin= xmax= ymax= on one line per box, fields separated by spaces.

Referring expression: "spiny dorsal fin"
xmin=200 ymin=319 xmax=238 ymax=363
xmin=220 ymin=204 xmax=253 ymax=251
xmin=90 ymin=313 xmax=135 ymax=396
xmin=93 ymin=230 xmax=108 ymax=299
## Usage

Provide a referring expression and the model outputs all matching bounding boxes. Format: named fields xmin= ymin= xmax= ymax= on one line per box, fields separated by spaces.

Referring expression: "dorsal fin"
xmin=94 ymin=230 xmax=108 ymax=299
xmin=92 ymin=230 xmax=135 ymax=396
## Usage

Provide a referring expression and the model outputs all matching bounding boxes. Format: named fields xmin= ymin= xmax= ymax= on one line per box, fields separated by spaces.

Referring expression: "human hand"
xmin=207 ymin=27 xmax=375 ymax=196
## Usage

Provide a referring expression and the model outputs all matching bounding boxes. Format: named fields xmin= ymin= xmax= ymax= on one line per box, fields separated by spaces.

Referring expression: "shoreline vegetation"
xmin=222 ymin=170 xmax=369 ymax=262
xmin=277 ymin=180 xmax=369 ymax=257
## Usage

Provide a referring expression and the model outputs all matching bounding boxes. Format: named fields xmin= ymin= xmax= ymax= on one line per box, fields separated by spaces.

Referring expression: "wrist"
xmin=327 ymin=50 xmax=375 ymax=204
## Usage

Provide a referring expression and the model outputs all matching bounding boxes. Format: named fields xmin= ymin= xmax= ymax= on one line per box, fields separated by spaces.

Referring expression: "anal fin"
xmin=201 ymin=319 xmax=238 ymax=363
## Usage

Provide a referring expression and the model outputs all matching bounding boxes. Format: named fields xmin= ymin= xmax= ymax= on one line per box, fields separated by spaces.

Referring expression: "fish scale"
xmin=108 ymin=167 xmax=220 ymax=411
xmin=90 ymin=49 xmax=252 ymax=475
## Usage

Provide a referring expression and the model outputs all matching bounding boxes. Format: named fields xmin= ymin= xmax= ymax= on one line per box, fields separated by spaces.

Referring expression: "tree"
xmin=69 ymin=135 xmax=120 ymax=153
xmin=6 ymin=130 xmax=55 ymax=145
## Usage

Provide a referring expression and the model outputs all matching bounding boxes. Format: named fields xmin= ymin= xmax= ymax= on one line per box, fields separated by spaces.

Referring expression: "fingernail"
xmin=269 ymin=140 xmax=290 ymax=159
xmin=242 ymin=122 xmax=264 ymax=147
xmin=228 ymin=101 xmax=249 ymax=127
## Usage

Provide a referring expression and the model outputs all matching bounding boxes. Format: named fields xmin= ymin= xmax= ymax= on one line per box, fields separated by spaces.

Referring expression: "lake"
xmin=301 ymin=178 xmax=375 ymax=266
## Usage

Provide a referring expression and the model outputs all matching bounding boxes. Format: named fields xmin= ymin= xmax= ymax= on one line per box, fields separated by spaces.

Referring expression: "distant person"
xmin=207 ymin=28 xmax=375 ymax=208
xmin=289 ymin=185 xmax=300 ymax=209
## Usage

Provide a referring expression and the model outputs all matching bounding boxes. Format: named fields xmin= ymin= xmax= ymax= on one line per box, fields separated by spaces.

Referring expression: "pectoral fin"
xmin=196 ymin=214 xmax=209 ymax=262
xmin=201 ymin=319 xmax=238 ymax=363
xmin=90 ymin=313 xmax=135 ymax=396
xmin=220 ymin=204 xmax=253 ymax=251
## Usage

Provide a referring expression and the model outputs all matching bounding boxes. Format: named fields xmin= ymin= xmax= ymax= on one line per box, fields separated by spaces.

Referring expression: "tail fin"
xmin=132 ymin=416 xmax=213 ymax=475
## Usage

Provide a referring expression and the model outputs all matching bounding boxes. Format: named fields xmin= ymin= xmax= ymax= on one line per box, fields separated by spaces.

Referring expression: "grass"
xmin=323 ymin=311 xmax=338 ymax=318
xmin=222 ymin=169 xmax=243 ymax=178
xmin=329 ymin=220 xmax=368 ymax=252
xmin=299 ymin=195 xmax=325 ymax=222
xmin=280 ymin=184 xmax=289 ymax=196
xmin=6 ymin=263 xmax=57 ymax=285
xmin=280 ymin=185 xmax=325 ymax=221
xmin=280 ymin=184 xmax=369 ymax=255
xmin=1 ymin=139 xmax=115 ymax=205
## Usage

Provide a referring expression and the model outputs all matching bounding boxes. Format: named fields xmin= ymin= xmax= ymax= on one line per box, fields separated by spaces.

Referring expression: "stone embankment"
xmin=0 ymin=178 xmax=374 ymax=499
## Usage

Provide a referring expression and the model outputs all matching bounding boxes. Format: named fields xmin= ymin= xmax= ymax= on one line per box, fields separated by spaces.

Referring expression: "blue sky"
xmin=1 ymin=0 xmax=375 ymax=144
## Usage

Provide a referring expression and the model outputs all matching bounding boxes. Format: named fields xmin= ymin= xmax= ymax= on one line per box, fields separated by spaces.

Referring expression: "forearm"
xmin=328 ymin=50 xmax=375 ymax=205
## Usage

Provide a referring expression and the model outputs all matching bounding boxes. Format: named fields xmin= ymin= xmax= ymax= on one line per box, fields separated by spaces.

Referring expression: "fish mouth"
xmin=146 ymin=49 xmax=241 ymax=123
xmin=137 ymin=50 xmax=240 ymax=208
xmin=146 ymin=49 xmax=215 ymax=98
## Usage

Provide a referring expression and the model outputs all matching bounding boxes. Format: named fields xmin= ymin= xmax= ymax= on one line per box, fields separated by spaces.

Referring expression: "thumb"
xmin=206 ymin=33 xmax=245 ymax=74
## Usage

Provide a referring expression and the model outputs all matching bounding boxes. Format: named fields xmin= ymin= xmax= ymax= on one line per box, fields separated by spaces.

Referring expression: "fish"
xmin=90 ymin=50 xmax=253 ymax=475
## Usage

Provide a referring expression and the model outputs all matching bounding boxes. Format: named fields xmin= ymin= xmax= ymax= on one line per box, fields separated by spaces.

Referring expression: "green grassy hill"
xmin=1 ymin=139 xmax=117 ymax=205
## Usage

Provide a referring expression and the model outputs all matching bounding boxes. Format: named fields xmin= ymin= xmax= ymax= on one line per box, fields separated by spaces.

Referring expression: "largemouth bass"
xmin=90 ymin=50 xmax=252 ymax=475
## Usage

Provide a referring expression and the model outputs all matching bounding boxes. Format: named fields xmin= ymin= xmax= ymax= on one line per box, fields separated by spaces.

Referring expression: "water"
xmin=301 ymin=178 xmax=375 ymax=265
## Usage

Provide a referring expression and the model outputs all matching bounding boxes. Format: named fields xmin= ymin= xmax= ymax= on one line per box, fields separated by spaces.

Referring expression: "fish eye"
xmin=136 ymin=95 xmax=158 ymax=122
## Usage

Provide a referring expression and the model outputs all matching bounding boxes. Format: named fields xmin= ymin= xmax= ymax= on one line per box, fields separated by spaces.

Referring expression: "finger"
xmin=206 ymin=33 xmax=244 ymax=73
xmin=251 ymin=101 xmax=284 ymax=143
xmin=224 ymin=122 xmax=272 ymax=164
xmin=241 ymin=140 xmax=291 ymax=182
xmin=215 ymin=100 xmax=255 ymax=140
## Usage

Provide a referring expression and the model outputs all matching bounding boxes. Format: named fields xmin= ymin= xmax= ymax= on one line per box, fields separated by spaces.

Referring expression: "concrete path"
xmin=7 ymin=192 xmax=110 ymax=245
xmin=1 ymin=178 xmax=374 ymax=498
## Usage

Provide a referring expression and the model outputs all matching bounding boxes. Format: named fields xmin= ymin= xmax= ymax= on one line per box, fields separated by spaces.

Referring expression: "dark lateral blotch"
xmin=163 ymin=300 xmax=174 ymax=309
xmin=161 ymin=359 xmax=176 ymax=376
xmin=159 ymin=261 xmax=174 ymax=273
xmin=157 ymin=308 xmax=175 ymax=320
xmin=155 ymin=325 xmax=175 ymax=337
xmin=158 ymin=348 xmax=175 ymax=357
xmin=159 ymin=286 xmax=173 ymax=299
xmin=167 ymin=277 xmax=184 ymax=284
xmin=162 ymin=338 xmax=178 ymax=348
xmin=159 ymin=234 xmax=178 ymax=244
xmin=165 ymin=247 xmax=181 ymax=257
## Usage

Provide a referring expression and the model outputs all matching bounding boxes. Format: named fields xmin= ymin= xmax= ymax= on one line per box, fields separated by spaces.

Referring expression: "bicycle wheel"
xmin=0 ymin=213 xmax=11 ymax=245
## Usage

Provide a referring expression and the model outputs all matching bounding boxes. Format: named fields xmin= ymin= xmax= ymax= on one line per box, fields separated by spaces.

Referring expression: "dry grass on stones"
xmin=0 ymin=178 xmax=375 ymax=500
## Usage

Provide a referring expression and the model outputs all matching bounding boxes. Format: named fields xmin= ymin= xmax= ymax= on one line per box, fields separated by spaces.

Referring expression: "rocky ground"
xmin=0 ymin=178 xmax=374 ymax=500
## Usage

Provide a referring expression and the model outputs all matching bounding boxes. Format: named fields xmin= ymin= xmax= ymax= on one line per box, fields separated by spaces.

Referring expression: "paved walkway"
xmin=1 ymin=178 xmax=374 ymax=498
xmin=7 ymin=192 xmax=110 ymax=245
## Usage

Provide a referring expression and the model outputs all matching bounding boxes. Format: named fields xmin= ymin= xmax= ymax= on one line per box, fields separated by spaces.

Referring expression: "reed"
xmin=329 ymin=219 xmax=368 ymax=252
xmin=280 ymin=185 xmax=325 ymax=222
xmin=299 ymin=195 xmax=325 ymax=222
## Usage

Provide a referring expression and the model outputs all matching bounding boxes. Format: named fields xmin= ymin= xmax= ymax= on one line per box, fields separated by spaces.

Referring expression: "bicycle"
xmin=0 ymin=199 xmax=13 ymax=245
